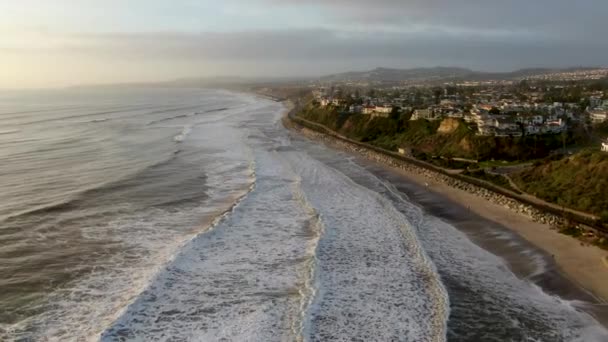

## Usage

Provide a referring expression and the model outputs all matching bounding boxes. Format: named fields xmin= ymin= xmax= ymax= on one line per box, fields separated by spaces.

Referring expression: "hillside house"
xmin=492 ymin=117 xmax=519 ymax=131
xmin=589 ymin=110 xmax=608 ymax=123
xmin=362 ymin=106 xmax=376 ymax=115
xmin=603 ymin=140 xmax=608 ymax=153
xmin=411 ymin=108 xmax=437 ymax=120
xmin=374 ymin=105 xmax=393 ymax=114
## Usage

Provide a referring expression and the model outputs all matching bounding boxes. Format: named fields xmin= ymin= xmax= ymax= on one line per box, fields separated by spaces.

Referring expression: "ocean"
xmin=0 ymin=88 xmax=606 ymax=341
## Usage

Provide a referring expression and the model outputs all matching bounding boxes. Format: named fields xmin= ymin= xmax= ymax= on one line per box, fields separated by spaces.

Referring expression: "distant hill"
xmin=319 ymin=66 xmax=600 ymax=83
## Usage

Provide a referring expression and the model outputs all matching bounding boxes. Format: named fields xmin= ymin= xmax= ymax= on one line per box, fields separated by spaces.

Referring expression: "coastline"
xmin=282 ymin=111 xmax=608 ymax=306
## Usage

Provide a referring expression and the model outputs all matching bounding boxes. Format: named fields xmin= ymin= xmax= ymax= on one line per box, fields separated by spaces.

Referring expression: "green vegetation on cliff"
xmin=297 ymin=104 xmax=575 ymax=162
xmin=512 ymin=151 xmax=608 ymax=219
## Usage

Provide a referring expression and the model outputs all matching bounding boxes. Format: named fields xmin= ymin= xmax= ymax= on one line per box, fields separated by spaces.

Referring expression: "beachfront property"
xmin=374 ymin=105 xmax=393 ymax=114
xmin=362 ymin=105 xmax=376 ymax=115
xmin=411 ymin=108 xmax=437 ymax=120
xmin=359 ymin=104 xmax=394 ymax=117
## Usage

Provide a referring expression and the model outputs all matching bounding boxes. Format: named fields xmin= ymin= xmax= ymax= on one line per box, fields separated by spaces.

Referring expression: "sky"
xmin=1 ymin=0 xmax=607 ymax=88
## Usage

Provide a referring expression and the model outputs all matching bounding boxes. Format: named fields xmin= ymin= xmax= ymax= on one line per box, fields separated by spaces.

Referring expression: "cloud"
xmin=8 ymin=28 xmax=606 ymax=70
xmin=251 ymin=0 xmax=608 ymax=42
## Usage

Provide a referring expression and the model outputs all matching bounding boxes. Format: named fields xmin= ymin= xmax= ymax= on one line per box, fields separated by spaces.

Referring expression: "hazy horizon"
xmin=2 ymin=0 xmax=608 ymax=88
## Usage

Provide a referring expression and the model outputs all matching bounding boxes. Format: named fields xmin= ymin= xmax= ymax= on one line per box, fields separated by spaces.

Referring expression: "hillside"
xmin=512 ymin=151 xmax=608 ymax=219
xmin=296 ymin=105 xmax=567 ymax=161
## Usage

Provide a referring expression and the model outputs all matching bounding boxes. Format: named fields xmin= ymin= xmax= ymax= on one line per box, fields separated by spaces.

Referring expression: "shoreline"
xmin=282 ymin=112 xmax=608 ymax=306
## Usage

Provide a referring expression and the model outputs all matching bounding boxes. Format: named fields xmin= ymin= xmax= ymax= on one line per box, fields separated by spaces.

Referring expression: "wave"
xmin=146 ymin=107 xmax=230 ymax=126
xmin=100 ymin=166 xmax=258 ymax=341
xmin=89 ymin=118 xmax=110 ymax=123
xmin=16 ymin=106 xmax=154 ymax=126
xmin=173 ymin=126 xmax=192 ymax=143
xmin=1 ymin=150 xmax=183 ymax=223
xmin=147 ymin=114 xmax=191 ymax=125
xmin=194 ymin=107 xmax=229 ymax=115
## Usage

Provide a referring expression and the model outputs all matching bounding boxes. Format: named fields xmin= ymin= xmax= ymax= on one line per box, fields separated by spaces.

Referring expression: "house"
xmin=331 ymin=99 xmax=343 ymax=106
xmin=589 ymin=110 xmax=608 ymax=123
xmin=602 ymin=140 xmax=608 ymax=153
xmin=362 ymin=106 xmax=376 ymax=115
xmin=590 ymin=96 xmax=603 ymax=109
xmin=411 ymin=108 xmax=436 ymax=120
xmin=320 ymin=98 xmax=330 ymax=107
xmin=492 ymin=117 xmax=519 ymax=131
xmin=544 ymin=119 xmax=566 ymax=133
xmin=531 ymin=115 xmax=544 ymax=125
xmin=374 ymin=105 xmax=393 ymax=114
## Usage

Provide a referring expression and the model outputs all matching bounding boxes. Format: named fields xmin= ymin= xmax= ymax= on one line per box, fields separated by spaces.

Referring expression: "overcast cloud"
xmin=0 ymin=0 xmax=607 ymax=87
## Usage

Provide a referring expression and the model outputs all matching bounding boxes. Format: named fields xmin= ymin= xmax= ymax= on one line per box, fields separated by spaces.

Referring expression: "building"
xmin=492 ymin=117 xmax=519 ymax=131
xmin=590 ymin=96 xmax=603 ymax=109
xmin=374 ymin=105 xmax=393 ymax=114
xmin=362 ymin=106 xmax=376 ymax=115
xmin=411 ymin=108 xmax=436 ymax=120
xmin=349 ymin=105 xmax=363 ymax=114
xmin=589 ymin=109 xmax=608 ymax=123
xmin=602 ymin=140 xmax=608 ymax=153
xmin=331 ymin=99 xmax=343 ymax=106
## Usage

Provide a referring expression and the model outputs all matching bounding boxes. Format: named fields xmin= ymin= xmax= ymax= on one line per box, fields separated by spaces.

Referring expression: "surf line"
xmin=289 ymin=175 xmax=325 ymax=342
xmin=98 ymin=161 xmax=258 ymax=340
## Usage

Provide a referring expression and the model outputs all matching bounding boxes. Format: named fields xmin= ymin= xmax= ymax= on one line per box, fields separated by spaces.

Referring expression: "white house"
xmin=374 ymin=105 xmax=393 ymax=114
xmin=362 ymin=106 xmax=376 ymax=115
xmin=602 ymin=140 xmax=608 ymax=152
xmin=411 ymin=108 xmax=436 ymax=120
xmin=589 ymin=110 xmax=608 ymax=123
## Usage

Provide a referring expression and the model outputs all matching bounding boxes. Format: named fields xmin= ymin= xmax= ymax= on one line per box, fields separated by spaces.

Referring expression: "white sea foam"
xmin=283 ymin=152 xmax=449 ymax=342
xmin=101 ymin=149 xmax=318 ymax=341
xmin=173 ymin=125 xmax=192 ymax=143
